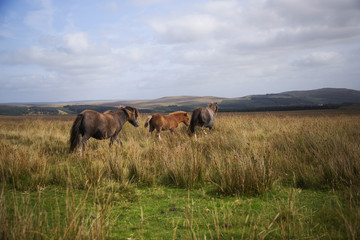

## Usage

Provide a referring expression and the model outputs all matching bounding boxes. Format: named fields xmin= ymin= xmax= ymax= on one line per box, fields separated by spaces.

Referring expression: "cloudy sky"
xmin=1 ymin=0 xmax=360 ymax=103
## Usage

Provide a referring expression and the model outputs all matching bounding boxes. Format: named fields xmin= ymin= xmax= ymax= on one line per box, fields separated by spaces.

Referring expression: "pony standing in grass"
xmin=189 ymin=102 xmax=219 ymax=139
xmin=70 ymin=106 xmax=139 ymax=152
xmin=144 ymin=111 xmax=190 ymax=139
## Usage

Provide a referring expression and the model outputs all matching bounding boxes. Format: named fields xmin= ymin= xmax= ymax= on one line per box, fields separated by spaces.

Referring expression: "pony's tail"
xmin=69 ymin=114 xmax=83 ymax=152
xmin=144 ymin=115 xmax=152 ymax=128
xmin=189 ymin=111 xmax=198 ymax=135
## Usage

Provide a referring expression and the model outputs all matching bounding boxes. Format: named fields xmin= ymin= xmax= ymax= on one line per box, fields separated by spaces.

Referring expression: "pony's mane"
xmin=104 ymin=107 xmax=124 ymax=114
xmin=104 ymin=106 xmax=139 ymax=117
xmin=169 ymin=111 xmax=187 ymax=115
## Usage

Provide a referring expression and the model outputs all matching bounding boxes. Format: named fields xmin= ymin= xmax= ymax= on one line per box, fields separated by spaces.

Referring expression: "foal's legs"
xmin=170 ymin=128 xmax=178 ymax=136
xmin=147 ymin=125 xmax=155 ymax=137
xmin=156 ymin=130 xmax=162 ymax=140
xmin=154 ymin=126 xmax=162 ymax=139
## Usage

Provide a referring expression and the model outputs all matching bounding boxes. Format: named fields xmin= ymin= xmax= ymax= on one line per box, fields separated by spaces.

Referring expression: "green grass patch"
xmin=1 ymin=185 xmax=352 ymax=239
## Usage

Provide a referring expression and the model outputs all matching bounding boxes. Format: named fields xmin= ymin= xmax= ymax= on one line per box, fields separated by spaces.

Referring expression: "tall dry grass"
xmin=1 ymin=112 xmax=359 ymax=193
xmin=268 ymin=113 xmax=360 ymax=191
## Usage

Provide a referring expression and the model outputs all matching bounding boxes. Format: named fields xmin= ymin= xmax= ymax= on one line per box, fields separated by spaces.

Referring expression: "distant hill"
xmin=1 ymin=88 xmax=360 ymax=115
xmin=280 ymin=88 xmax=360 ymax=104
xmin=0 ymin=105 xmax=117 ymax=116
xmin=219 ymin=88 xmax=360 ymax=111
xmin=99 ymin=96 xmax=225 ymax=108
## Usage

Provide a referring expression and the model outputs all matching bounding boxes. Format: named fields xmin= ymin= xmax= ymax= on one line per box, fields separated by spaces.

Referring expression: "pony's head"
xmin=170 ymin=111 xmax=190 ymax=126
xmin=183 ymin=112 xmax=190 ymax=126
xmin=123 ymin=106 xmax=140 ymax=127
xmin=208 ymin=102 xmax=219 ymax=114
xmin=179 ymin=112 xmax=190 ymax=126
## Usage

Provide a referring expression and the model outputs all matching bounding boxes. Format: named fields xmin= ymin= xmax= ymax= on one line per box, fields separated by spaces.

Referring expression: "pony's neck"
xmin=113 ymin=109 xmax=127 ymax=126
xmin=209 ymin=105 xmax=218 ymax=114
xmin=172 ymin=113 xmax=185 ymax=123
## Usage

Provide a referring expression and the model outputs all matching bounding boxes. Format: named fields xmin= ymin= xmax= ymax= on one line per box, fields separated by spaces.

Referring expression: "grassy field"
xmin=0 ymin=110 xmax=359 ymax=239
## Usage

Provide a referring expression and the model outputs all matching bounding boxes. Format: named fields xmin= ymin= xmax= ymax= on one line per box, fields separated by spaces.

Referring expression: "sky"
xmin=1 ymin=0 xmax=360 ymax=103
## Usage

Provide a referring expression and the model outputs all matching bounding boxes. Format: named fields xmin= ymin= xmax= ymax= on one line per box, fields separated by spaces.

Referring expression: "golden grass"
xmin=1 ymin=111 xmax=359 ymax=193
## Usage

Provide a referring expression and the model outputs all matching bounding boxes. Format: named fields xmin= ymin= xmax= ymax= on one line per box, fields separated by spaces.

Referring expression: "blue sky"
xmin=1 ymin=0 xmax=360 ymax=103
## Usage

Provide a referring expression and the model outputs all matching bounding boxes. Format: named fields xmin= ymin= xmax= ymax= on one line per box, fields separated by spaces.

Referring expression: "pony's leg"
xmin=109 ymin=135 xmax=123 ymax=147
xmin=147 ymin=125 xmax=154 ymax=137
xmin=170 ymin=129 xmax=178 ymax=135
xmin=79 ymin=135 xmax=89 ymax=154
xmin=109 ymin=137 xmax=114 ymax=147
xmin=81 ymin=139 xmax=88 ymax=152
xmin=201 ymin=126 xmax=207 ymax=135
xmin=115 ymin=136 xmax=123 ymax=146
xmin=155 ymin=126 xmax=162 ymax=140
xmin=156 ymin=130 xmax=162 ymax=140
xmin=188 ymin=125 xmax=197 ymax=139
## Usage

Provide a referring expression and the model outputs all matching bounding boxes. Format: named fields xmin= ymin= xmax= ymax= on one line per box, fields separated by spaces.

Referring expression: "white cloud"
xmin=4 ymin=46 xmax=115 ymax=80
xmin=148 ymin=0 xmax=360 ymax=52
xmin=266 ymin=0 xmax=360 ymax=26
xmin=24 ymin=9 xmax=53 ymax=32
xmin=112 ymin=47 xmax=146 ymax=61
xmin=150 ymin=14 xmax=219 ymax=43
xmin=292 ymin=51 xmax=345 ymax=68
xmin=203 ymin=0 xmax=240 ymax=16
xmin=103 ymin=1 xmax=120 ymax=11
xmin=131 ymin=0 xmax=167 ymax=7
xmin=23 ymin=0 xmax=54 ymax=32
xmin=63 ymin=32 xmax=89 ymax=53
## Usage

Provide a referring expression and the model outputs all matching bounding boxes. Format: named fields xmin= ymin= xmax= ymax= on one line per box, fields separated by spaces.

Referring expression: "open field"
xmin=1 ymin=110 xmax=360 ymax=239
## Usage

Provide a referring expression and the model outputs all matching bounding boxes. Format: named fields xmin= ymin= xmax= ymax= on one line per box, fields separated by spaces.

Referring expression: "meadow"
xmin=0 ymin=110 xmax=359 ymax=239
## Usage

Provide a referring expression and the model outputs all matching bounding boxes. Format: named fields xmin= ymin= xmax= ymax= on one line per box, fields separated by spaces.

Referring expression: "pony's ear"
xmin=124 ymin=108 xmax=132 ymax=117
xmin=124 ymin=107 xmax=138 ymax=118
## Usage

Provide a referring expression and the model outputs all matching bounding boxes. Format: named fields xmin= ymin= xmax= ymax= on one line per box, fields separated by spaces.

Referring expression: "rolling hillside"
xmin=1 ymin=88 xmax=360 ymax=115
xmin=98 ymin=96 xmax=225 ymax=108
xmin=220 ymin=88 xmax=360 ymax=111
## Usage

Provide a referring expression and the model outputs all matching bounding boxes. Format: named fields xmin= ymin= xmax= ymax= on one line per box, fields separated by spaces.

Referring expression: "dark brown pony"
xmin=69 ymin=106 xmax=139 ymax=152
xmin=189 ymin=102 xmax=219 ymax=138
xmin=144 ymin=111 xmax=190 ymax=139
